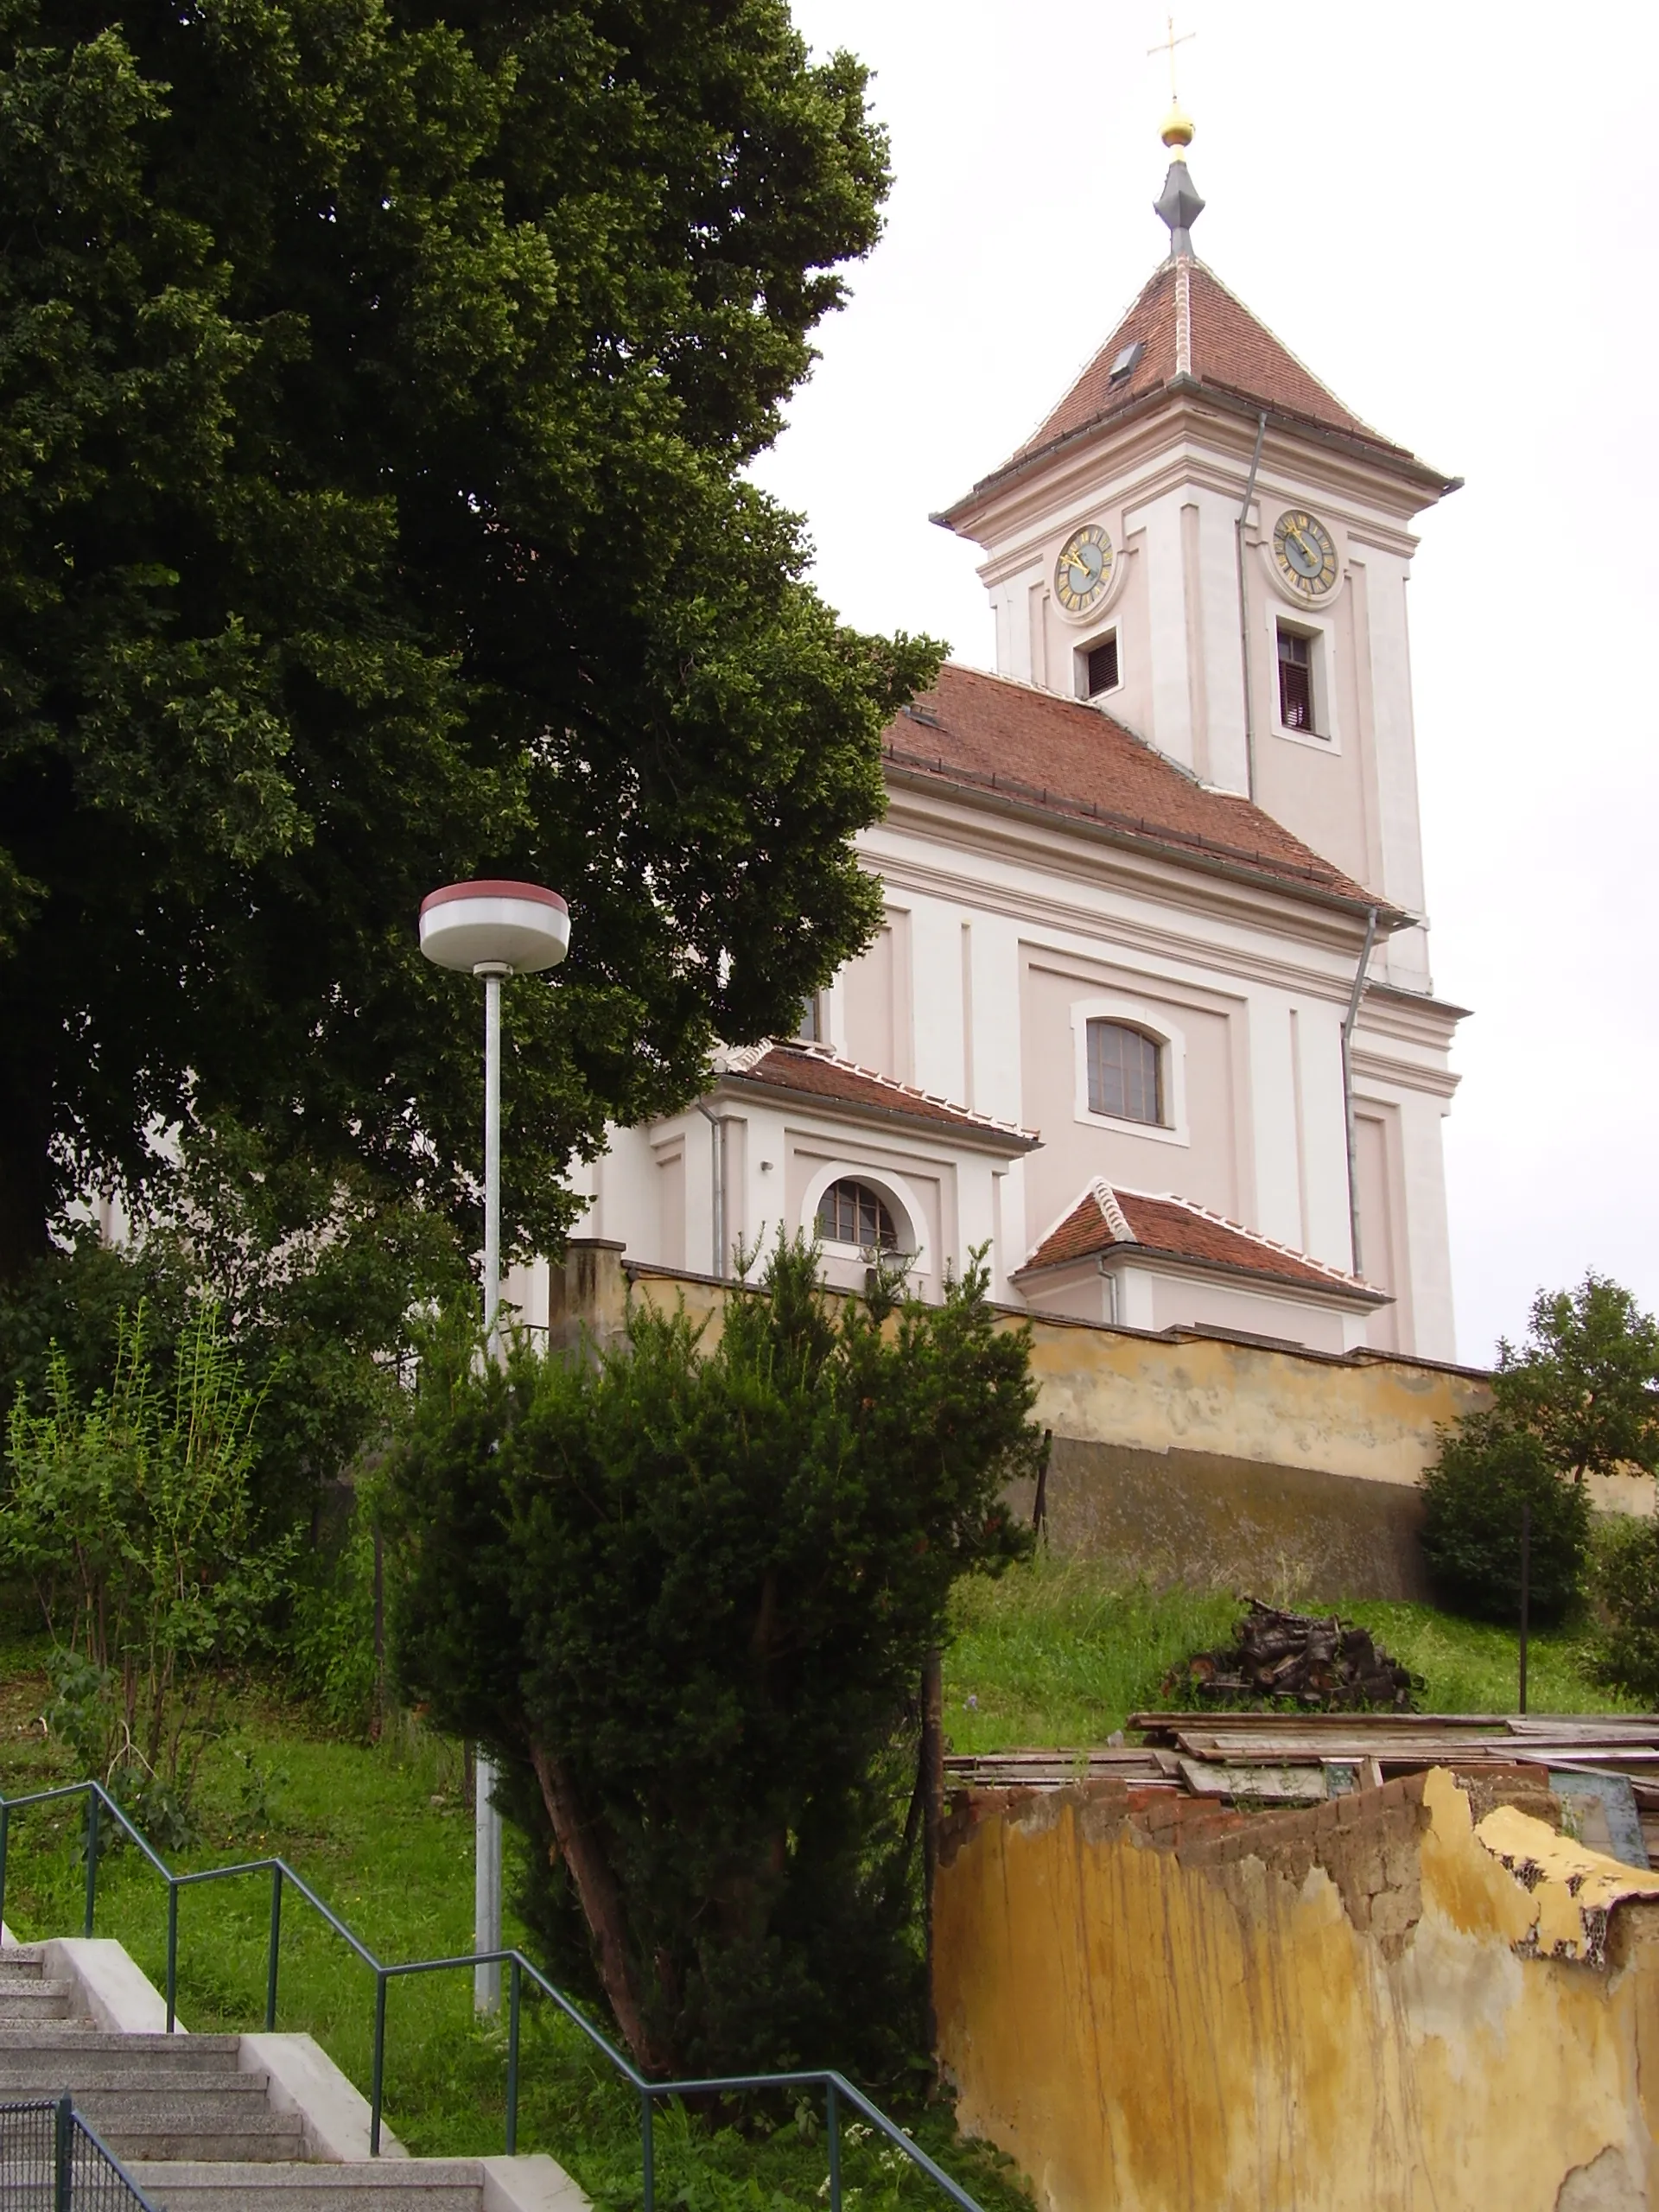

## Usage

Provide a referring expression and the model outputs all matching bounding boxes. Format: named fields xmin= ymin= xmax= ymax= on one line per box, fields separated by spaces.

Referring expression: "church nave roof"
xmin=883 ymin=663 xmax=1393 ymax=916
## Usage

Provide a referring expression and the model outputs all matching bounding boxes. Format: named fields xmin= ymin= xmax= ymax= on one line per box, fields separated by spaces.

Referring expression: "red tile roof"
xmin=1020 ymin=1179 xmax=1383 ymax=1300
xmin=944 ymin=257 xmax=1447 ymax=508
xmin=721 ymin=1044 xmax=1038 ymax=1151
xmin=884 ymin=663 xmax=1382 ymax=910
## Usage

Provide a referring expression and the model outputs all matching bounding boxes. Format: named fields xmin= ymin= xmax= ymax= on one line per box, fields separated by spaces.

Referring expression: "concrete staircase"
xmin=0 ymin=1942 xmax=581 ymax=2211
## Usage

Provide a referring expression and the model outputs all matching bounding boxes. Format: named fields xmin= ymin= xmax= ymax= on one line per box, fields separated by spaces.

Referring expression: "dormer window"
xmin=1107 ymin=340 xmax=1145 ymax=385
xmin=1277 ymin=627 xmax=1314 ymax=732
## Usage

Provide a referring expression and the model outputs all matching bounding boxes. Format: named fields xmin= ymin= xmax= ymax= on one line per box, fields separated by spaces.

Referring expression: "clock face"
xmin=1055 ymin=524 xmax=1115 ymax=616
xmin=1272 ymin=510 xmax=1339 ymax=599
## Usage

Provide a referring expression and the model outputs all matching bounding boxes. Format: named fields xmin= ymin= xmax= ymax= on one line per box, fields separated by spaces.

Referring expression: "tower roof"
xmin=941 ymin=251 xmax=1454 ymax=525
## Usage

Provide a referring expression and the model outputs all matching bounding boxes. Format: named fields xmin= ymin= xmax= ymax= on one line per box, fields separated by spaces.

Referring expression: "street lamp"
xmin=419 ymin=878 xmax=570 ymax=2012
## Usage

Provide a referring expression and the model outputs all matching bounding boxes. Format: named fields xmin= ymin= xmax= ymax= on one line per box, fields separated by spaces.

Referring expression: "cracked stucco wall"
xmin=931 ymin=1768 xmax=1659 ymax=2212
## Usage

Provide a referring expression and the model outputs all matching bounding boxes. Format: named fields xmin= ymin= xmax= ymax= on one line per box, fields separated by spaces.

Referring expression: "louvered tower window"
xmin=1277 ymin=628 xmax=1314 ymax=731
xmin=1085 ymin=636 xmax=1119 ymax=696
xmin=817 ymin=1179 xmax=899 ymax=1251
xmin=1086 ymin=1020 xmax=1162 ymax=1125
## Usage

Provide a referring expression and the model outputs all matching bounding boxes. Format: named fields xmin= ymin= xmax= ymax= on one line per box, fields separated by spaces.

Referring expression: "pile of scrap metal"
xmin=1160 ymin=1598 xmax=1421 ymax=1711
xmin=945 ymin=1712 xmax=1659 ymax=1868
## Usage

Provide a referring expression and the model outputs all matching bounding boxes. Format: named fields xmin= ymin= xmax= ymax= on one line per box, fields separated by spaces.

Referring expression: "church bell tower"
xmin=933 ymin=105 xmax=1460 ymax=996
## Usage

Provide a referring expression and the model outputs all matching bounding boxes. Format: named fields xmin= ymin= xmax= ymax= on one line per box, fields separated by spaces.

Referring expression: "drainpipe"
xmin=1340 ymin=906 xmax=1379 ymax=1278
xmin=1235 ymin=410 xmax=1268 ymax=800
xmin=696 ymin=1101 xmax=728 ymax=1278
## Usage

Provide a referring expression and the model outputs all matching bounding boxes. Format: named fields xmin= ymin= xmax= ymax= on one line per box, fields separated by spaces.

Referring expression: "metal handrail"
xmin=0 ymin=1780 xmax=982 ymax=2212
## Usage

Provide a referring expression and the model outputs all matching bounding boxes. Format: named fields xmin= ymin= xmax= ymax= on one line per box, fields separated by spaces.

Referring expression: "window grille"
xmin=1085 ymin=1020 xmax=1162 ymax=1125
xmin=1277 ymin=628 xmax=1314 ymax=731
xmin=817 ymin=1179 xmax=899 ymax=1251
xmin=1085 ymin=637 xmax=1119 ymax=696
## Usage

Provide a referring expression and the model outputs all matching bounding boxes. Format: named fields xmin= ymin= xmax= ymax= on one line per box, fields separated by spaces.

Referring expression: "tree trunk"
xmin=0 ymin=1048 xmax=54 ymax=1283
xmin=528 ymin=1738 xmax=666 ymax=2075
xmin=920 ymin=1647 xmax=944 ymax=2050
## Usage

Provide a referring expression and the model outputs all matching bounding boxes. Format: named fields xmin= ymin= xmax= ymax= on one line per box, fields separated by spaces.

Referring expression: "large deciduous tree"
xmin=0 ymin=0 xmax=934 ymax=1276
xmin=388 ymin=1241 xmax=1040 ymax=2080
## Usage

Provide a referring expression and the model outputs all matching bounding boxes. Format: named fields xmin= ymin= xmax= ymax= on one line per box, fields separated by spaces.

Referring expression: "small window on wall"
xmin=1082 ymin=634 xmax=1120 ymax=699
xmin=795 ymin=993 xmax=824 ymax=1043
xmin=1277 ymin=626 xmax=1316 ymax=733
xmin=1086 ymin=1020 xmax=1162 ymax=1125
xmin=817 ymin=1179 xmax=899 ymax=1251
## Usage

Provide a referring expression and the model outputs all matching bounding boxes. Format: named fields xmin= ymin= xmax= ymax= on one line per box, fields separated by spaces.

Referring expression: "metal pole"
xmin=54 ymin=2092 xmax=73 ymax=2212
xmin=82 ymin=1792 xmax=99 ymax=1938
xmin=640 ymin=2091 xmax=656 ymax=2212
xmin=826 ymin=2081 xmax=842 ymax=2212
xmin=505 ymin=1956 xmax=521 ymax=2155
xmin=1530 ymin=1495 xmax=1539 ymax=1716
xmin=266 ymin=1865 xmax=283 ymax=2031
xmin=475 ymin=965 xmax=505 ymax=2013
xmin=0 ymin=1801 xmax=10 ymax=1936
xmin=370 ymin=1973 xmax=387 ymax=2156
xmin=166 ymin=1882 xmax=179 ymax=2033
xmin=483 ymin=969 xmax=504 ymax=1360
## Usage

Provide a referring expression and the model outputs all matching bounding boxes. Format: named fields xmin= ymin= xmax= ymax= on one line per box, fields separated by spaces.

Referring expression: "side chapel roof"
xmin=716 ymin=1042 xmax=1039 ymax=1153
xmin=1020 ymin=1179 xmax=1385 ymax=1303
xmin=883 ymin=663 xmax=1391 ymax=915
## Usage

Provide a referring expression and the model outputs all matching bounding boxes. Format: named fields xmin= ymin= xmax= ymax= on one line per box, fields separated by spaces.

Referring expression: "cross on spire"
xmin=1147 ymin=14 xmax=1195 ymax=104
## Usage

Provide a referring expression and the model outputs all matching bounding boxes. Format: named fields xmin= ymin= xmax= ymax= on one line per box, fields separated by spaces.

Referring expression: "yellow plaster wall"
xmin=613 ymin=1256 xmax=1489 ymax=1491
xmin=931 ymin=1771 xmax=1659 ymax=2212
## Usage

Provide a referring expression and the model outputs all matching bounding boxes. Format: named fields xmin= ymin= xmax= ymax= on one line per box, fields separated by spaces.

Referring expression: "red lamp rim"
xmin=420 ymin=880 xmax=569 ymax=917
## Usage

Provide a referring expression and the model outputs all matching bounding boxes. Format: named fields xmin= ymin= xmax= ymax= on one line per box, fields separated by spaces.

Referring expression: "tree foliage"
xmin=1590 ymin=1516 xmax=1659 ymax=1707
xmin=0 ymin=0 xmax=935 ymax=1274
xmin=388 ymin=1239 xmax=1040 ymax=2081
xmin=0 ymin=1305 xmax=295 ymax=1831
xmin=1494 ymin=1274 xmax=1659 ymax=1482
xmin=0 ymin=1115 xmax=467 ymax=1529
xmin=1419 ymin=1411 xmax=1592 ymax=1627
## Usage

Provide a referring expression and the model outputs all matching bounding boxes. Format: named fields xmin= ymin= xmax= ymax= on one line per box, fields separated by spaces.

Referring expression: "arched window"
xmin=1086 ymin=1020 xmax=1162 ymax=1125
xmin=817 ymin=1179 xmax=899 ymax=1251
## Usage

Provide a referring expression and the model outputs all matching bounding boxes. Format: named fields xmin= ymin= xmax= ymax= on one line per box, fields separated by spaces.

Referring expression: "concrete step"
xmin=129 ymin=2161 xmax=486 ymax=2211
xmin=0 ymin=1978 xmax=79 ymax=2020
xmin=0 ymin=2031 xmax=245 ymax=2063
xmin=97 ymin=2118 xmax=308 ymax=2164
xmin=0 ymin=1946 xmax=48 ymax=1977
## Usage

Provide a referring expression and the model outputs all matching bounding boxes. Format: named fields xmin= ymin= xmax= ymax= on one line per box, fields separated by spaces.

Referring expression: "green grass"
xmin=940 ymin=1551 xmax=1635 ymax=1753
xmin=0 ymin=1636 xmax=1025 ymax=2212
xmin=0 ymin=1562 xmax=1630 ymax=2209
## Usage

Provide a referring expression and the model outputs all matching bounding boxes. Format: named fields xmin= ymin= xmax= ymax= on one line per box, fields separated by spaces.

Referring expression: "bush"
xmin=1420 ymin=1412 xmax=1592 ymax=1625
xmin=389 ymin=1237 xmax=1041 ymax=2083
xmin=0 ymin=1305 xmax=296 ymax=1830
xmin=1590 ymin=1516 xmax=1659 ymax=1705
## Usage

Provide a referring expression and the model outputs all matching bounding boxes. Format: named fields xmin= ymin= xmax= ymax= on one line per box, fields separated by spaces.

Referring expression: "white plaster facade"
xmin=525 ymin=160 xmax=1466 ymax=1365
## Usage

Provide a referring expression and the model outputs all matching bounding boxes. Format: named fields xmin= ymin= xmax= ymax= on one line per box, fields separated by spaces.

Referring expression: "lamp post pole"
xmin=476 ymin=963 xmax=506 ymax=2011
xmin=419 ymin=881 xmax=570 ymax=2016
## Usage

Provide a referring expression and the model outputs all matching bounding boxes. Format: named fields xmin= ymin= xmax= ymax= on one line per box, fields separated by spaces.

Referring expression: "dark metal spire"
xmin=1154 ymin=155 xmax=1205 ymax=257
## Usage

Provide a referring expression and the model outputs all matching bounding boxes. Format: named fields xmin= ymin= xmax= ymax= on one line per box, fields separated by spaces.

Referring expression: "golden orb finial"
xmin=1160 ymin=100 xmax=1194 ymax=152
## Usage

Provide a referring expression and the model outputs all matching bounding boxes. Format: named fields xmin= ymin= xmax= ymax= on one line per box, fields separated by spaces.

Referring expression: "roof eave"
xmin=1013 ymin=1241 xmax=1388 ymax=1308
xmin=712 ymin=1070 xmax=1040 ymax=1155
xmin=881 ymin=751 xmax=1410 ymax=931
xmin=934 ymin=377 xmax=1459 ymax=532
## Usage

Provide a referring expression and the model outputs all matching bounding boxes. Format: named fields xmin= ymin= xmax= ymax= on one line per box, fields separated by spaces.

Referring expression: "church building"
xmin=556 ymin=109 xmax=1465 ymax=1363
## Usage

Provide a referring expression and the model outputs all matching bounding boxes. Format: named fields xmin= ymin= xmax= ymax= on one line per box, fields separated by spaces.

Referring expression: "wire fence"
xmin=0 ymin=2096 xmax=160 ymax=2211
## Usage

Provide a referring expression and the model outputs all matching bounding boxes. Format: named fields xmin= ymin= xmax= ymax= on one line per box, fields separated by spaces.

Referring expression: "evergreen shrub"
xmin=1420 ymin=1412 xmax=1592 ymax=1625
xmin=389 ymin=1237 xmax=1041 ymax=2082
xmin=1591 ymin=1516 xmax=1659 ymax=1705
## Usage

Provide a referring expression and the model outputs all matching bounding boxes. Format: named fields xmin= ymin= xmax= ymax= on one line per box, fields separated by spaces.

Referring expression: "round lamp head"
xmin=419 ymin=880 xmax=570 ymax=976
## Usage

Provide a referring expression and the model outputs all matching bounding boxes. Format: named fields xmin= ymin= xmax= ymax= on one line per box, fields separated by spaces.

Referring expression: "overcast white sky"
xmin=748 ymin=0 xmax=1659 ymax=1368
